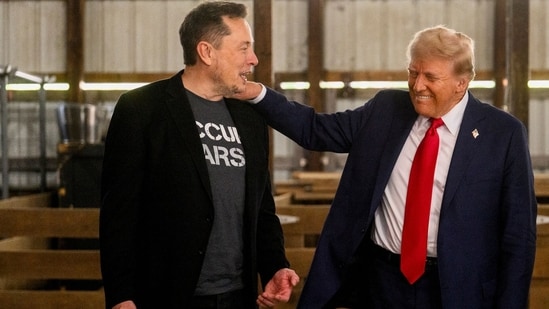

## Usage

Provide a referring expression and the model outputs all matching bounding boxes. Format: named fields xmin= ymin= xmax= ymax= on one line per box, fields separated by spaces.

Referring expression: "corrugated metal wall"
xmin=1 ymin=0 xmax=548 ymax=188
xmin=1 ymin=0 xmax=548 ymax=73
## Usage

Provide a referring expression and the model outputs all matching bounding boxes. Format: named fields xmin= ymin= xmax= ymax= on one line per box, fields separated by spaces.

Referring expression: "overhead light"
xmin=279 ymin=81 xmax=310 ymax=90
xmin=5 ymin=79 xmax=549 ymax=92
xmin=350 ymin=81 xmax=408 ymax=89
xmin=528 ymin=80 xmax=549 ymax=88
xmin=469 ymin=80 xmax=496 ymax=88
xmin=320 ymin=81 xmax=345 ymax=89
xmin=79 ymin=82 xmax=148 ymax=91
xmin=279 ymin=79 xmax=549 ymax=90
xmin=6 ymin=83 xmax=69 ymax=91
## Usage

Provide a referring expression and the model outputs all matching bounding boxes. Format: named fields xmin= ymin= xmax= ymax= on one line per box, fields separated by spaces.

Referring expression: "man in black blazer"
xmin=99 ymin=2 xmax=298 ymax=309
xmin=236 ymin=25 xmax=536 ymax=308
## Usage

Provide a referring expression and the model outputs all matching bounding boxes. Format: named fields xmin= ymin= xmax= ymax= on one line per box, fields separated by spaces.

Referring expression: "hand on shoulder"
xmin=231 ymin=81 xmax=264 ymax=101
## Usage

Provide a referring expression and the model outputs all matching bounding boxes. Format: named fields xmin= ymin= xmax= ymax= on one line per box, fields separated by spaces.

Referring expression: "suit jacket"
xmin=100 ymin=71 xmax=288 ymax=308
xmin=253 ymin=87 xmax=537 ymax=309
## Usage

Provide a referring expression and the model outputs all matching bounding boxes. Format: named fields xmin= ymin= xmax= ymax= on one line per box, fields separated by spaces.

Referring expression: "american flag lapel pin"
xmin=472 ymin=129 xmax=479 ymax=139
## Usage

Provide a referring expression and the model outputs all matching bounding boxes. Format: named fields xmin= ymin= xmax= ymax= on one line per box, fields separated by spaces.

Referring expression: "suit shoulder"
xmin=371 ymin=89 xmax=411 ymax=105
xmin=365 ymin=89 xmax=413 ymax=113
xmin=119 ymin=79 xmax=170 ymax=101
xmin=375 ymin=89 xmax=410 ymax=99
xmin=470 ymin=96 xmax=525 ymax=128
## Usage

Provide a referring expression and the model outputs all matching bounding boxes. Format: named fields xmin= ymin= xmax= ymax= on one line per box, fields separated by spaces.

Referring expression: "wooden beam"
xmin=0 ymin=207 xmax=99 ymax=238
xmin=66 ymin=0 xmax=85 ymax=103
xmin=305 ymin=0 xmax=325 ymax=171
xmin=18 ymin=69 xmax=549 ymax=85
xmin=493 ymin=0 xmax=530 ymax=127
xmin=493 ymin=0 xmax=506 ymax=109
xmin=252 ymin=0 xmax=275 ymax=176
xmin=253 ymin=0 xmax=273 ymax=87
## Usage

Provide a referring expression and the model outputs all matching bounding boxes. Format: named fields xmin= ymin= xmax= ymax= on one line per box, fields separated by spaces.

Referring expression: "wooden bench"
xmin=530 ymin=204 xmax=549 ymax=309
xmin=275 ymin=204 xmax=330 ymax=309
xmin=275 ymin=171 xmax=340 ymax=205
xmin=535 ymin=173 xmax=549 ymax=204
xmin=0 ymin=193 xmax=104 ymax=309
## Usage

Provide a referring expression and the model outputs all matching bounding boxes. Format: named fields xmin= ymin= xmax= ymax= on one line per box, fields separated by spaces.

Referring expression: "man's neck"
xmin=181 ymin=68 xmax=223 ymax=101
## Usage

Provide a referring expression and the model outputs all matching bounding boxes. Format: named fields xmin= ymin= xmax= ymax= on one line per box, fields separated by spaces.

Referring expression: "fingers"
xmin=257 ymin=293 xmax=276 ymax=308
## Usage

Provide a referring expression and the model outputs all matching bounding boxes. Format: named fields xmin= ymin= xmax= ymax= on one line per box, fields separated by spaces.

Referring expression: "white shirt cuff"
xmin=248 ymin=83 xmax=267 ymax=104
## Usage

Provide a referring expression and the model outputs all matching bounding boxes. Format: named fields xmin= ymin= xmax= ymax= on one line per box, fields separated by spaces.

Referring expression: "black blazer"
xmin=100 ymin=71 xmax=288 ymax=308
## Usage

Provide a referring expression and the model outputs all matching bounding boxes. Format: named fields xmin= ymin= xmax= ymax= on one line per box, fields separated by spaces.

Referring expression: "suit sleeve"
xmin=254 ymin=87 xmax=367 ymax=153
xmin=496 ymin=122 xmax=537 ymax=307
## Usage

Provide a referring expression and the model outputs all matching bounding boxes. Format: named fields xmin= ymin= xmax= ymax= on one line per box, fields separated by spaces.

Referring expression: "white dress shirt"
xmin=372 ymin=92 xmax=468 ymax=257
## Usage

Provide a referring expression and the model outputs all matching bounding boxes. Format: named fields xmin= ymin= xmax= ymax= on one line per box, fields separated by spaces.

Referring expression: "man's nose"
xmin=249 ymin=50 xmax=259 ymax=66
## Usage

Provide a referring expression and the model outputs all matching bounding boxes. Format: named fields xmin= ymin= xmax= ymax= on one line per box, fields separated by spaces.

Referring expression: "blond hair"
xmin=407 ymin=25 xmax=476 ymax=80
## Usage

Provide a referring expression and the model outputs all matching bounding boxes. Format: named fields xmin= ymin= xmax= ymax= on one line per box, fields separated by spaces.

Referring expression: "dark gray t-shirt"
xmin=187 ymin=90 xmax=246 ymax=295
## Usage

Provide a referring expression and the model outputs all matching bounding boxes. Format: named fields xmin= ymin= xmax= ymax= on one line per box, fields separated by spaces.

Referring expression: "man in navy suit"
xmin=235 ymin=25 xmax=536 ymax=308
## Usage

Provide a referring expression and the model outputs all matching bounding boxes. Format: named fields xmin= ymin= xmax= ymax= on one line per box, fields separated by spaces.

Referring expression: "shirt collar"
xmin=441 ymin=91 xmax=468 ymax=136
xmin=417 ymin=91 xmax=468 ymax=136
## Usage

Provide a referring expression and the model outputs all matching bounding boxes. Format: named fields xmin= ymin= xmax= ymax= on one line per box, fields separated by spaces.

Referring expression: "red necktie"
xmin=400 ymin=118 xmax=444 ymax=284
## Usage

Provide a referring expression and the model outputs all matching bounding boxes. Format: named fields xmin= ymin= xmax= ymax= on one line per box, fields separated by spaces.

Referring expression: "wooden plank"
xmin=291 ymin=171 xmax=341 ymax=181
xmin=530 ymin=279 xmax=549 ymax=309
xmin=292 ymin=190 xmax=335 ymax=204
xmin=0 ymin=250 xmax=101 ymax=279
xmin=274 ymin=192 xmax=293 ymax=206
xmin=0 ymin=192 xmax=52 ymax=209
xmin=278 ymin=205 xmax=330 ymax=235
xmin=285 ymin=247 xmax=315 ymax=279
xmin=533 ymin=247 xmax=549 ymax=279
xmin=278 ymin=204 xmax=329 ymax=248
xmin=535 ymin=174 xmax=549 ymax=197
xmin=539 ymin=204 xmax=549 ymax=216
xmin=0 ymin=290 xmax=104 ymax=309
xmin=0 ymin=208 xmax=99 ymax=238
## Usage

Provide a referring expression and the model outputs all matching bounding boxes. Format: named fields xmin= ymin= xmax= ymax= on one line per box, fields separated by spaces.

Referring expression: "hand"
xmin=112 ymin=300 xmax=136 ymax=309
xmin=231 ymin=81 xmax=264 ymax=101
xmin=257 ymin=268 xmax=300 ymax=308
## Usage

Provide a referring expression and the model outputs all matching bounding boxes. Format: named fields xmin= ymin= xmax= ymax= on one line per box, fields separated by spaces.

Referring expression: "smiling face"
xmin=210 ymin=17 xmax=258 ymax=97
xmin=407 ymin=57 xmax=468 ymax=118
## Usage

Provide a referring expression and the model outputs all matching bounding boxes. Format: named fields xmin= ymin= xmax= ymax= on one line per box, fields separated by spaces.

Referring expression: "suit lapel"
xmin=370 ymin=102 xmax=418 ymax=210
xmin=441 ymin=93 xmax=485 ymax=206
xmin=163 ymin=72 xmax=213 ymax=199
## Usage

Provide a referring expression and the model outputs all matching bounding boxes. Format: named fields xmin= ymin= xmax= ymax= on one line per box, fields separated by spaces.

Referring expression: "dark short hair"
xmin=179 ymin=1 xmax=248 ymax=66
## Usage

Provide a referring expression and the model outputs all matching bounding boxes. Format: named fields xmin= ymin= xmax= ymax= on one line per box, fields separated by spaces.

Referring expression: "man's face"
xmin=211 ymin=17 xmax=258 ymax=97
xmin=407 ymin=57 xmax=467 ymax=118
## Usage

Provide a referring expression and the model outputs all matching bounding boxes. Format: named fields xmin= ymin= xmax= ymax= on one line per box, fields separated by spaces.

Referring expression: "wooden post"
xmin=493 ymin=0 xmax=530 ymax=128
xmin=253 ymin=0 xmax=275 ymax=175
xmin=66 ymin=0 xmax=85 ymax=103
xmin=305 ymin=0 xmax=325 ymax=171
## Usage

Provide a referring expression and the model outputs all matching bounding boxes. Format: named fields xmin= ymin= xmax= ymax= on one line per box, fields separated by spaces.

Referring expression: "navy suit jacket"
xmin=253 ymin=87 xmax=537 ymax=308
xmin=100 ymin=72 xmax=288 ymax=308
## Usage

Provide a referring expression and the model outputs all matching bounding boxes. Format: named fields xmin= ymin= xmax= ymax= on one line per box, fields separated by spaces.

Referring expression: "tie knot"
xmin=430 ymin=118 xmax=444 ymax=130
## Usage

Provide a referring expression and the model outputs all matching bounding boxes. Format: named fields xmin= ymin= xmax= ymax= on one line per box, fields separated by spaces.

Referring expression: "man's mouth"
xmin=415 ymin=94 xmax=432 ymax=100
xmin=240 ymin=72 xmax=250 ymax=82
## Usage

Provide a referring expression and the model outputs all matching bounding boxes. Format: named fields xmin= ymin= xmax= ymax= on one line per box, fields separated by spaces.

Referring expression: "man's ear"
xmin=197 ymin=41 xmax=214 ymax=65
xmin=456 ymin=77 xmax=469 ymax=93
